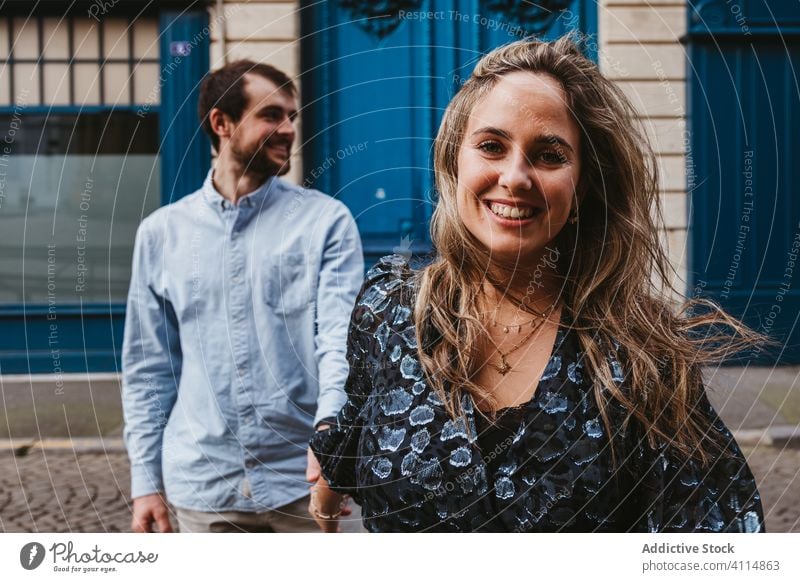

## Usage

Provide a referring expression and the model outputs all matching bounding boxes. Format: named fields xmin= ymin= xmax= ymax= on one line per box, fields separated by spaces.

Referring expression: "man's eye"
xmin=477 ymin=141 xmax=503 ymax=154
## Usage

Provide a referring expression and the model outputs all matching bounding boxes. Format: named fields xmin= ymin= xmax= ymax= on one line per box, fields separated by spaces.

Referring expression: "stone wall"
xmin=599 ymin=0 xmax=689 ymax=294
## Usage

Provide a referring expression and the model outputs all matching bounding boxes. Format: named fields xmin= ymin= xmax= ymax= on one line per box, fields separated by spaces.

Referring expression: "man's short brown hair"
xmin=198 ymin=60 xmax=297 ymax=151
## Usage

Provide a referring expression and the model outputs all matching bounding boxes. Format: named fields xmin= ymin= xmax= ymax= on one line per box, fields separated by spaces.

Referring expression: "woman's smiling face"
xmin=456 ymin=71 xmax=581 ymax=266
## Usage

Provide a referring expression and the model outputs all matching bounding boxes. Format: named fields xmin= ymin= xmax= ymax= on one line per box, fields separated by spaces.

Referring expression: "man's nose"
xmin=276 ymin=116 xmax=296 ymax=138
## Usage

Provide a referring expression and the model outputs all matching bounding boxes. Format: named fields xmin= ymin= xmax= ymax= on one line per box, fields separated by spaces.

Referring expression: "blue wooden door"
xmin=687 ymin=0 xmax=800 ymax=364
xmin=300 ymin=1 xmax=595 ymax=265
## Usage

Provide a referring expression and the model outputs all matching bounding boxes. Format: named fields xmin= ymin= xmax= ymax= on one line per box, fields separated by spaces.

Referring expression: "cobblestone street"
xmin=742 ymin=443 xmax=800 ymax=533
xmin=0 ymin=446 xmax=132 ymax=533
xmin=0 ymin=442 xmax=797 ymax=533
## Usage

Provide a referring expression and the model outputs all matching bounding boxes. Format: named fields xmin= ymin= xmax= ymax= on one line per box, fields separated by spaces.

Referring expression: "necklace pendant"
xmin=503 ymin=326 xmax=509 ymax=334
xmin=496 ymin=357 xmax=511 ymax=375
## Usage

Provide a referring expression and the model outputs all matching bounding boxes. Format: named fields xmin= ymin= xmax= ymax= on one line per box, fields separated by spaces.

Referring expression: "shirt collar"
xmin=201 ymin=169 xmax=278 ymax=211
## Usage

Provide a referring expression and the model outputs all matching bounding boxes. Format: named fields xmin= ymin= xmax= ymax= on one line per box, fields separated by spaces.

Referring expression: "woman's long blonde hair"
xmin=412 ymin=35 xmax=763 ymax=464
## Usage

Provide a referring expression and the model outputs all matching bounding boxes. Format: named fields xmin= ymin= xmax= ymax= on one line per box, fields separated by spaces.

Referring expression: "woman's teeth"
xmin=489 ymin=202 xmax=535 ymax=219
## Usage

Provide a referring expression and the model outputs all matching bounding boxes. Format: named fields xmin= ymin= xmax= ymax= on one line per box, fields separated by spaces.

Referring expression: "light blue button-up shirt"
xmin=122 ymin=170 xmax=363 ymax=511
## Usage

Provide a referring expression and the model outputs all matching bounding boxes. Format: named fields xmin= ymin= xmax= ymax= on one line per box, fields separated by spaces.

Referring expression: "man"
xmin=122 ymin=60 xmax=363 ymax=533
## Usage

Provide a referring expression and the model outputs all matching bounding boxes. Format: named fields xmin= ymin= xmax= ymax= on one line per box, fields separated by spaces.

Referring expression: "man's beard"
xmin=231 ymin=139 xmax=291 ymax=179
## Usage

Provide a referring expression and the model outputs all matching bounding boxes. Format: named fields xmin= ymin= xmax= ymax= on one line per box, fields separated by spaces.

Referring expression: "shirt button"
xmin=232 ymin=275 xmax=241 ymax=284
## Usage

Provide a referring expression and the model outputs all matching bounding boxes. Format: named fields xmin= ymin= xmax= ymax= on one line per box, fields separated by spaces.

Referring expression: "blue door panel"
xmin=688 ymin=0 xmax=800 ymax=364
xmin=0 ymin=310 xmax=122 ymax=374
xmin=301 ymin=1 xmax=594 ymax=265
xmin=159 ymin=9 xmax=212 ymax=205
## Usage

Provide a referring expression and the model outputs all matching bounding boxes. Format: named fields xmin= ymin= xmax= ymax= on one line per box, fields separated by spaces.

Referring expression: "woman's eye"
xmin=477 ymin=141 xmax=503 ymax=154
xmin=539 ymin=150 xmax=568 ymax=164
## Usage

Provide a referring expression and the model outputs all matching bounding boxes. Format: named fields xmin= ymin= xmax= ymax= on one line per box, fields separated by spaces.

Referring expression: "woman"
xmin=308 ymin=36 xmax=765 ymax=532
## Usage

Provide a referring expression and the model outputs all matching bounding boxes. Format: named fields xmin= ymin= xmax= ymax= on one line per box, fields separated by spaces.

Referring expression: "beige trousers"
xmin=175 ymin=495 xmax=365 ymax=533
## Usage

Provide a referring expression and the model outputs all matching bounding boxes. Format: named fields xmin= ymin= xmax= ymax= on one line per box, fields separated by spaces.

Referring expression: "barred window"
xmin=0 ymin=14 xmax=162 ymax=304
xmin=0 ymin=15 xmax=159 ymax=107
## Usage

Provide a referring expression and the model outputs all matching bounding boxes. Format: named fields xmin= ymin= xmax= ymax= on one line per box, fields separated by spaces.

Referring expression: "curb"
xmin=733 ymin=425 xmax=800 ymax=448
xmin=0 ymin=438 xmax=126 ymax=455
xmin=2 ymin=427 xmax=800 ymax=455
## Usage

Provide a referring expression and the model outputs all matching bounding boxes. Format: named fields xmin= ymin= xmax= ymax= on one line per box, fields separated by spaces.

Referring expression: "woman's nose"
xmin=497 ymin=152 xmax=534 ymax=193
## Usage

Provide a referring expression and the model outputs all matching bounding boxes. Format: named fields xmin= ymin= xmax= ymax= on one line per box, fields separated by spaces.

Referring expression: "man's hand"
xmin=131 ymin=493 xmax=174 ymax=533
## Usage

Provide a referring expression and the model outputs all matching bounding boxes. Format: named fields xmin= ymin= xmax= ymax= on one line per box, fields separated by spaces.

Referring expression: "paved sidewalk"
xmin=1 ymin=367 xmax=798 ymax=533
xmin=0 ymin=441 xmax=132 ymax=533
xmin=0 ymin=438 xmax=797 ymax=533
xmin=740 ymin=442 xmax=800 ymax=533
xmin=704 ymin=366 xmax=800 ymax=437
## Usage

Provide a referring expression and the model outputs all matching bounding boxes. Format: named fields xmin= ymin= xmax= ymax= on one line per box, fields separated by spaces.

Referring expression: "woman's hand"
xmin=309 ymin=478 xmax=346 ymax=533
xmin=306 ymin=432 xmax=350 ymax=533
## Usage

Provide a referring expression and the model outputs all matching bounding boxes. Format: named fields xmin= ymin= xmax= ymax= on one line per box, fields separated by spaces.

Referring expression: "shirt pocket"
xmin=264 ymin=252 xmax=313 ymax=315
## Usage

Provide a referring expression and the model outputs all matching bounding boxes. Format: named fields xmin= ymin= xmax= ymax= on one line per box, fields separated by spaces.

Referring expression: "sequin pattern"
xmin=309 ymin=256 xmax=765 ymax=533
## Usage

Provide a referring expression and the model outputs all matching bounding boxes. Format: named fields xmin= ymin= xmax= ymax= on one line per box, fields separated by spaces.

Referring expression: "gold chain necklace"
xmin=482 ymin=314 xmax=549 ymax=375
xmin=491 ymin=306 xmax=548 ymax=334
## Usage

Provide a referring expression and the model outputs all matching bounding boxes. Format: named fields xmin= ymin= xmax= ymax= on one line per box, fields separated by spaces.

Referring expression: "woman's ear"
xmin=573 ymin=176 xmax=589 ymax=214
xmin=568 ymin=180 xmax=588 ymax=226
xmin=575 ymin=174 xmax=590 ymax=206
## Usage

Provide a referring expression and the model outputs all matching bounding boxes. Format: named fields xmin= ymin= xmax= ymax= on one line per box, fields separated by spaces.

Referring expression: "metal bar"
xmin=0 ymin=305 xmax=127 ymax=316
xmin=98 ymin=16 xmax=104 ymax=104
xmin=37 ymin=16 xmax=44 ymax=105
xmin=5 ymin=58 xmax=158 ymax=64
xmin=128 ymin=16 xmax=135 ymax=104
xmin=68 ymin=15 xmax=75 ymax=105
xmin=0 ymin=105 xmax=161 ymax=114
xmin=9 ymin=16 xmax=15 ymax=103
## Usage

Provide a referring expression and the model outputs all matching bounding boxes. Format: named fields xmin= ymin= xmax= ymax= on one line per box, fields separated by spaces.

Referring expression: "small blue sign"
xmin=170 ymin=41 xmax=192 ymax=57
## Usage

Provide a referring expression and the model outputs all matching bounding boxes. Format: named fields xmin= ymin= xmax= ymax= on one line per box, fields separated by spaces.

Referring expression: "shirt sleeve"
xmin=630 ymin=383 xmax=765 ymax=533
xmin=312 ymin=200 xmax=364 ymax=425
xmin=121 ymin=220 xmax=182 ymax=499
